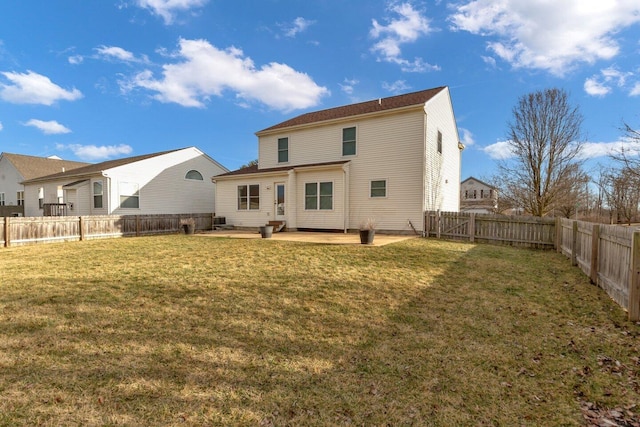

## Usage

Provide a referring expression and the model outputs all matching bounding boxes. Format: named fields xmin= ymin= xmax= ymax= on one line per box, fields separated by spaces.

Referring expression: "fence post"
xmin=571 ymin=220 xmax=578 ymax=266
xmin=590 ymin=224 xmax=599 ymax=285
xmin=555 ymin=217 xmax=561 ymax=253
xmin=136 ymin=215 xmax=140 ymax=237
xmin=436 ymin=210 xmax=441 ymax=239
xmin=3 ymin=217 xmax=8 ymax=247
xmin=629 ymin=231 xmax=640 ymax=322
xmin=469 ymin=213 xmax=475 ymax=243
xmin=79 ymin=216 xmax=85 ymax=241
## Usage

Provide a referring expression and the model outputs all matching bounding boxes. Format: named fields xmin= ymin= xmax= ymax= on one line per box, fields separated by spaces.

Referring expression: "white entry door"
xmin=275 ymin=182 xmax=285 ymax=221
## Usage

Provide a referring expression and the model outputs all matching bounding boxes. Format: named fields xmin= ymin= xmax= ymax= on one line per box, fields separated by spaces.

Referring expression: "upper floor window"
xmin=119 ymin=182 xmax=140 ymax=209
xmin=238 ymin=184 xmax=260 ymax=210
xmin=185 ymin=170 xmax=203 ymax=180
xmin=93 ymin=181 xmax=103 ymax=209
xmin=370 ymin=180 xmax=387 ymax=198
xmin=278 ymin=137 xmax=289 ymax=163
xmin=17 ymin=191 xmax=24 ymax=206
xmin=342 ymin=127 xmax=356 ymax=156
xmin=437 ymin=131 xmax=443 ymax=154
xmin=0 ymin=192 xmax=4 ymax=206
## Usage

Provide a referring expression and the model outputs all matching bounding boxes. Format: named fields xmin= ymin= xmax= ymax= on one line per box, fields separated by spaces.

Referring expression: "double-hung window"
xmin=342 ymin=127 xmax=356 ymax=156
xmin=0 ymin=192 xmax=4 ymax=206
xmin=370 ymin=180 xmax=387 ymax=198
xmin=437 ymin=130 xmax=443 ymax=154
xmin=305 ymin=182 xmax=333 ymax=210
xmin=93 ymin=181 xmax=103 ymax=209
xmin=278 ymin=137 xmax=289 ymax=163
xmin=119 ymin=182 xmax=140 ymax=209
xmin=238 ymin=184 xmax=260 ymax=210
xmin=17 ymin=191 xmax=24 ymax=206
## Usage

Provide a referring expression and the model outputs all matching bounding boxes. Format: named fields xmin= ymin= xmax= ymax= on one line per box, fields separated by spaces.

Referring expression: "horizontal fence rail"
xmin=2 ymin=213 xmax=214 ymax=247
xmin=425 ymin=211 xmax=640 ymax=321
xmin=425 ymin=211 xmax=556 ymax=249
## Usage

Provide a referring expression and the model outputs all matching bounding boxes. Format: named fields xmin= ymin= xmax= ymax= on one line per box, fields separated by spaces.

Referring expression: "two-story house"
xmin=21 ymin=147 xmax=228 ymax=217
xmin=213 ymin=87 xmax=463 ymax=234
xmin=0 ymin=153 xmax=89 ymax=217
xmin=460 ymin=177 xmax=498 ymax=214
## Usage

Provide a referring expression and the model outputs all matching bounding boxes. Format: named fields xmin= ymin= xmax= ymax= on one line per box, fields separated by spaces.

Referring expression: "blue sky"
xmin=1 ymin=0 xmax=639 ymax=180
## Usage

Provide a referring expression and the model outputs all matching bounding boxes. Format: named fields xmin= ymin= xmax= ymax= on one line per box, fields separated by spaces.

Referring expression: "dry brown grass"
xmin=1 ymin=235 xmax=639 ymax=426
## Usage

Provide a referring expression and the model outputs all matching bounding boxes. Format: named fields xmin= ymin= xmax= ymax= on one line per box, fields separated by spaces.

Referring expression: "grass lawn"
xmin=1 ymin=235 xmax=639 ymax=426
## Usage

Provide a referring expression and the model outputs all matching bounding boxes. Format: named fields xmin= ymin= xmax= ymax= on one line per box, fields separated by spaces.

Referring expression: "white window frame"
xmin=437 ymin=130 xmax=443 ymax=154
xmin=277 ymin=137 xmax=289 ymax=163
xmin=119 ymin=182 xmax=140 ymax=209
xmin=237 ymin=184 xmax=260 ymax=211
xmin=305 ymin=181 xmax=333 ymax=210
xmin=17 ymin=191 xmax=24 ymax=206
xmin=342 ymin=126 xmax=357 ymax=157
xmin=370 ymin=179 xmax=387 ymax=198
xmin=185 ymin=170 xmax=204 ymax=181
xmin=93 ymin=181 xmax=104 ymax=209
xmin=38 ymin=187 xmax=44 ymax=209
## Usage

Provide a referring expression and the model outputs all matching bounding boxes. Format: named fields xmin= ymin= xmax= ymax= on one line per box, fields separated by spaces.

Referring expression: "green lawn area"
xmin=1 ymin=235 xmax=639 ymax=426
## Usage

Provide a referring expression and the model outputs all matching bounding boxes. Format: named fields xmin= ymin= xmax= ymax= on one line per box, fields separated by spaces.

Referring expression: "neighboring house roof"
xmin=214 ymin=160 xmax=350 ymax=179
xmin=257 ymin=86 xmax=447 ymax=134
xmin=1 ymin=152 xmax=90 ymax=180
xmin=21 ymin=148 xmax=186 ymax=184
xmin=461 ymin=176 xmax=496 ymax=189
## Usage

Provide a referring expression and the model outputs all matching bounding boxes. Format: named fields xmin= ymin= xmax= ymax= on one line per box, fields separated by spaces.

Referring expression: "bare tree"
xmin=552 ymin=164 xmax=590 ymax=218
xmin=496 ymin=88 xmax=584 ymax=217
xmin=610 ymin=123 xmax=640 ymax=179
xmin=597 ymin=166 xmax=640 ymax=225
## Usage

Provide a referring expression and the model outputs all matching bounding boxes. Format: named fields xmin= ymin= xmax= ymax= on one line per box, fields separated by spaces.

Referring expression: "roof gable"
xmin=461 ymin=176 xmax=496 ymax=189
xmin=257 ymin=86 xmax=447 ymax=134
xmin=1 ymin=153 xmax=90 ymax=180
xmin=21 ymin=148 xmax=186 ymax=184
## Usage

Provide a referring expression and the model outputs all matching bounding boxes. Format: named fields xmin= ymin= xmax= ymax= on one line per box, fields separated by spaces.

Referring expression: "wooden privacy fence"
xmin=425 ymin=211 xmax=556 ymax=249
xmin=558 ymin=218 xmax=640 ymax=321
xmin=425 ymin=211 xmax=640 ymax=321
xmin=1 ymin=213 xmax=214 ymax=247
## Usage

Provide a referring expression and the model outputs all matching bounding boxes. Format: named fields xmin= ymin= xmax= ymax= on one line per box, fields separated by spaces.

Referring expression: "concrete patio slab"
xmin=197 ymin=230 xmax=417 ymax=246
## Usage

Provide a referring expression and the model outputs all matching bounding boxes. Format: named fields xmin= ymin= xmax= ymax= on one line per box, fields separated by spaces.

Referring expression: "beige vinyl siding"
xmin=258 ymin=110 xmax=427 ymax=232
xmin=424 ymin=88 xmax=461 ymax=213
xmin=109 ymin=148 xmax=225 ymax=215
xmin=0 ymin=156 xmax=24 ymax=207
xmin=295 ymin=169 xmax=344 ymax=230
xmin=215 ymin=174 xmax=288 ymax=228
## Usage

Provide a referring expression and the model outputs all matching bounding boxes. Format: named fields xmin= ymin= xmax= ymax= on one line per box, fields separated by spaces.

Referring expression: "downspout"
xmin=422 ymin=110 xmax=428 ymax=237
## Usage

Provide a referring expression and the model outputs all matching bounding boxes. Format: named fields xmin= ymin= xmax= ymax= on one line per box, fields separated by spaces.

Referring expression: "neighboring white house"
xmin=21 ymin=147 xmax=228 ymax=217
xmin=0 ymin=153 xmax=89 ymax=217
xmin=213 ymin=87 xmax=463 ymax=234
xmin=460 ymin=177 xmax=498 ymax=214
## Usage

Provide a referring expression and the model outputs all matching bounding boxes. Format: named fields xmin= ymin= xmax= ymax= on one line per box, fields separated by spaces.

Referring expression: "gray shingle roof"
xmin=1 ymin=153 xmax=90 ymax=180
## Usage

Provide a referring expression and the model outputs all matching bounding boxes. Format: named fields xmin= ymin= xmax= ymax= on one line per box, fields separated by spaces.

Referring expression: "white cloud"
xmin=0 ymin=70 xmax=83 ymax=105
xmin=136 ymin=0 xmax=208 ymax=25
xmin=24 ymin=119 xmax=71 ymax=135
xmin=483 ymin=140 xmax=515 ymax=160
xmin=124 ymin=38 xmax=329 ymax=111
xmin=449 ymin=0 xmax=640 ymax=76
xmin=584 ymin=78 xmax=611 ymax=97
xmin=56 ymin=143 xmax=133 ymax=161
xmin=584 ymin=67 xmax=634 ymax=97
xmin=282 ymin=17 xmax=315 ymax=38
xmin=579 ymin=138 xmax=640 ymax=160
xmin=96 ymin=45 xmax=135 ymax=62
xmin=370 ymin=2 xmax=439 ymax=72
xmin=382 ymin=80 xmax=411 ymax=93
xmin=68 ymin=55 xmax=84 ymax=65
xmin=0 ymin=121 xmax=3 ymax=131
xmin=339 ymin=78 xmax=359 ymax=95
xmin=459 ymin=128 xmax=475 ymax=147
xmin=630 ymin=82 xmax=640 ymax=96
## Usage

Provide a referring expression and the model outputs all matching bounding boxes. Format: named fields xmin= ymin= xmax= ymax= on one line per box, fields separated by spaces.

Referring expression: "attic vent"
xmin=378 ymin=98 xmax=381 ymax=105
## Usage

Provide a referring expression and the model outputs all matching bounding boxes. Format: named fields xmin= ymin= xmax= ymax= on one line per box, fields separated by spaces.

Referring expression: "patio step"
xmin=268 ymin=221 xmax=286 ymax=232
